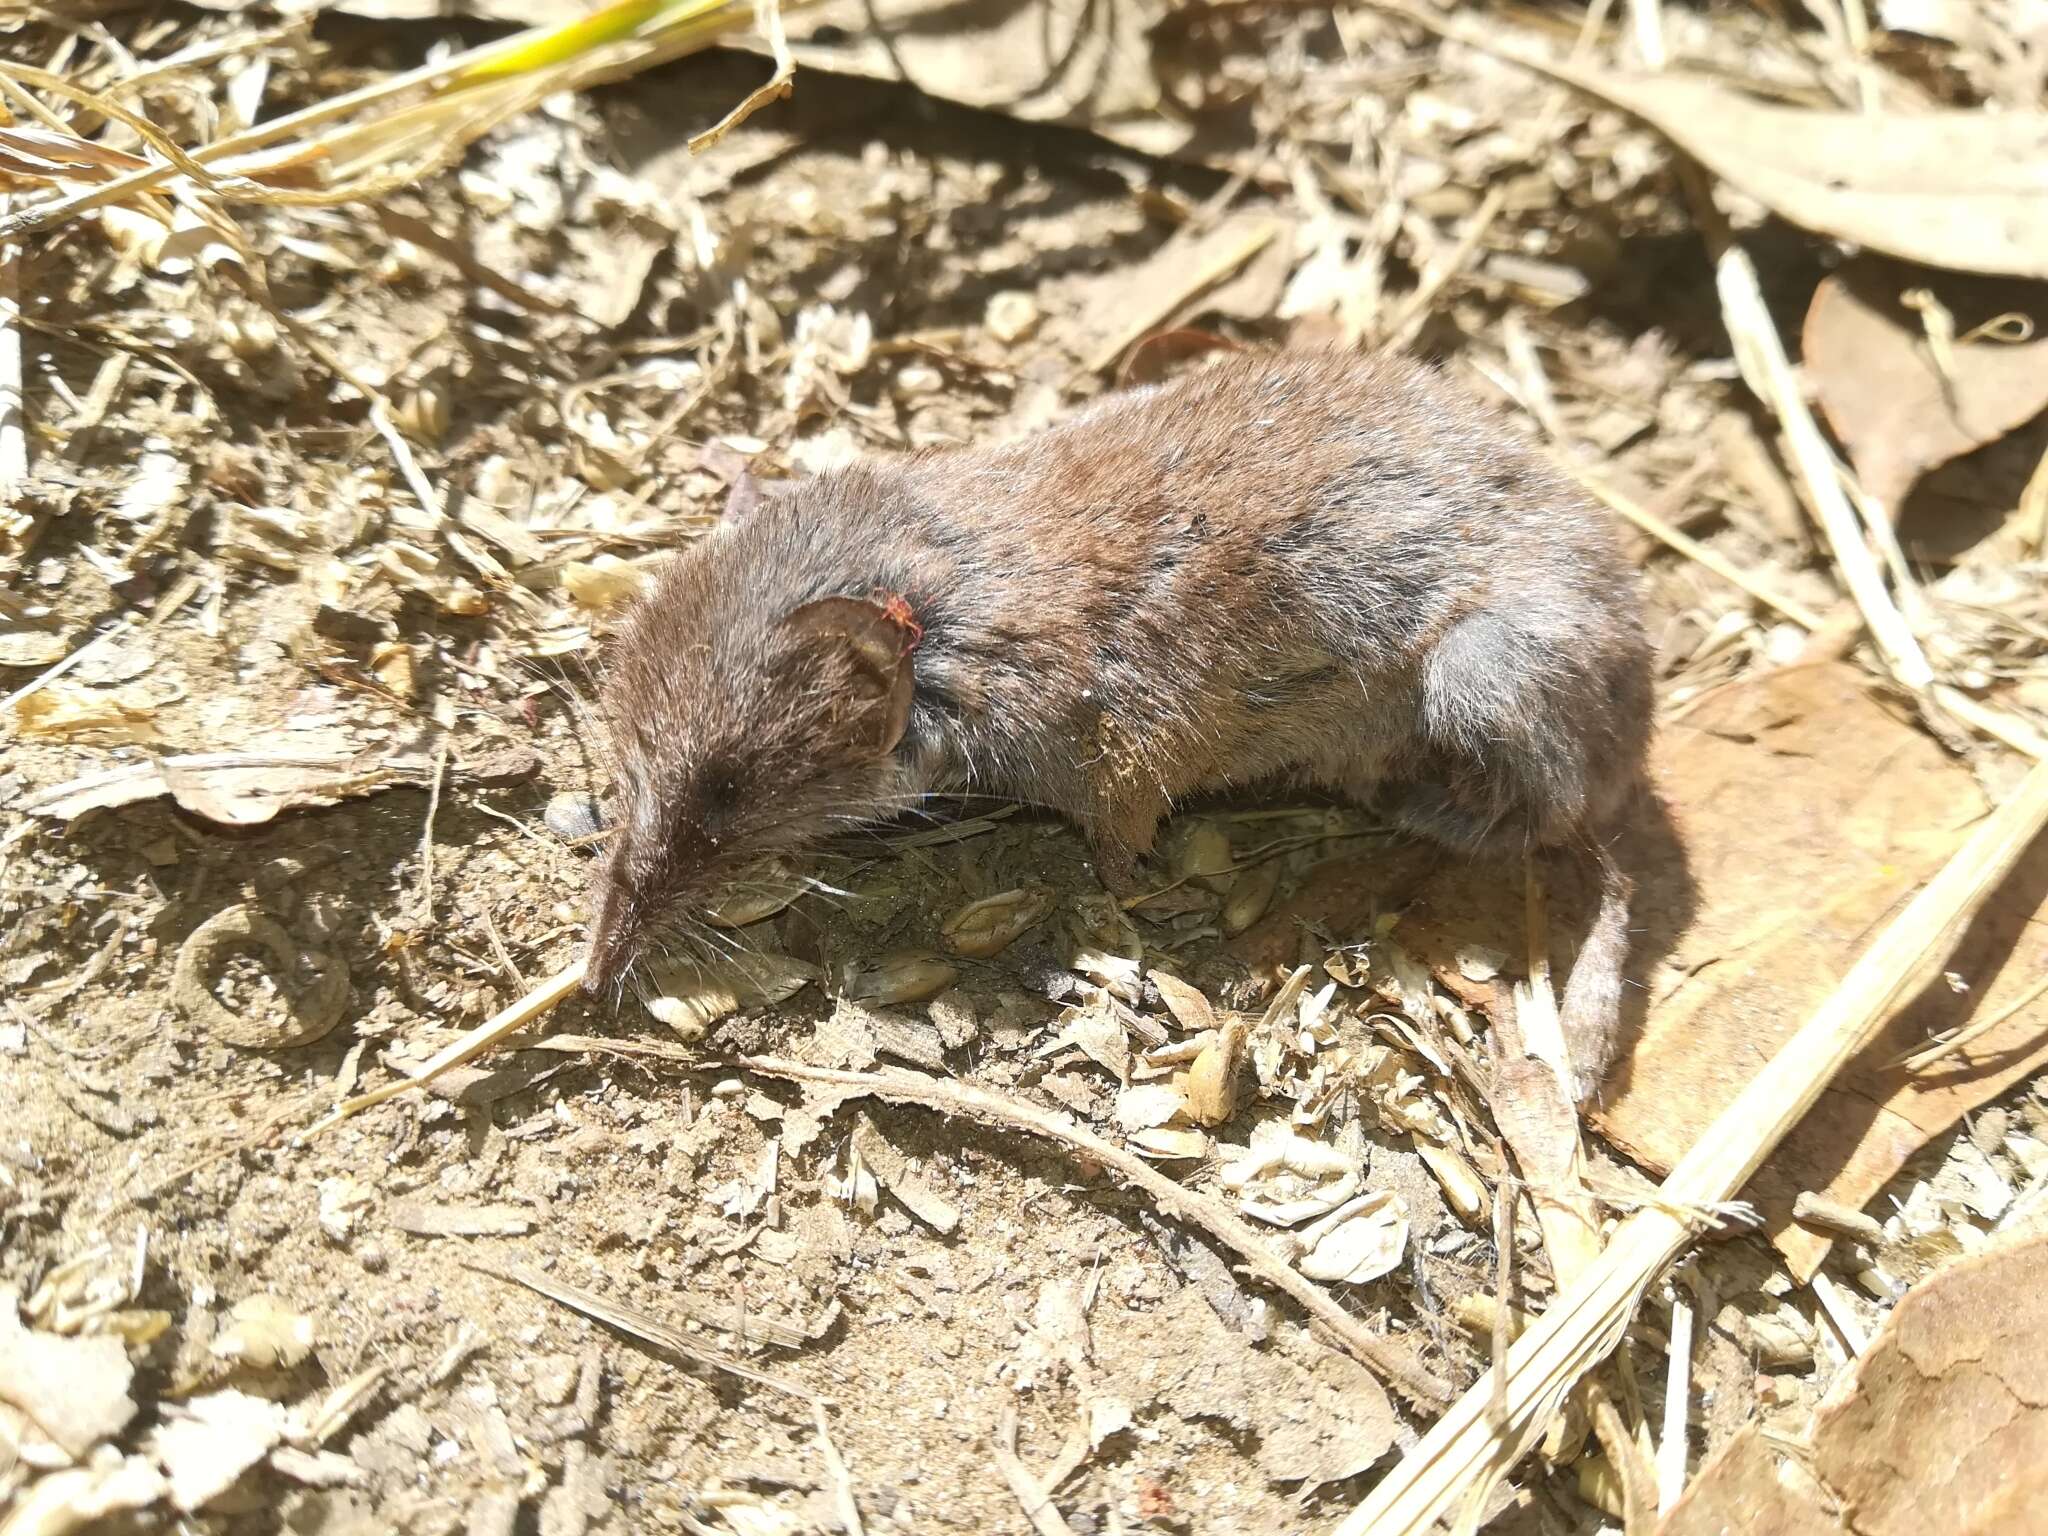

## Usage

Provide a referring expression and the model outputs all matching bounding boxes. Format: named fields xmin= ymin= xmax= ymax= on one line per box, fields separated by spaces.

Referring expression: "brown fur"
xmin=587 ymin=350 xmax=1653 ymax=1098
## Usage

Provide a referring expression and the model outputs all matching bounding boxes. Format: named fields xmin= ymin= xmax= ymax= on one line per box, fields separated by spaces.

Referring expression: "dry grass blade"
xmin=307 ymin=962 xmax=586 ymax=1132
xmin=1896 ymin=968 xmax=2048 ymax=1071
xmin=0 ymin=0 xmax=800 ymax=240
xmin=0 ymin=215 xmax=20 ymax=514
xmin=688 ymin=0 xmax=795 ymax=152
xmin=995 ymin=1406 xmax=1077 ymax=1536
xmin=1568 ymin=467 xmax=1826 ymax=632
xmin=1691 ymin=186 xmax=1932 ymax=692
xmin=1338 ymin=755 xmax=2048 ymax=1535
xmin=467 ymin=1259 xmax=816 ymax=1399
xmin=733 ymin=1056 xmax=1453 ymax=1407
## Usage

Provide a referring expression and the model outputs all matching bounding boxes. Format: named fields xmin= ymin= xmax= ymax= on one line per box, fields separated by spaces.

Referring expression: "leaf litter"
xmin=6 ymin=0 xmax=2048 ymax=1531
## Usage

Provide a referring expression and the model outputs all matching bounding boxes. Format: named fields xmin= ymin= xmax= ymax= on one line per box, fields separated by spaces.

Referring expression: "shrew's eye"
xmin=702 ymin=770 xmax=742 ymax=824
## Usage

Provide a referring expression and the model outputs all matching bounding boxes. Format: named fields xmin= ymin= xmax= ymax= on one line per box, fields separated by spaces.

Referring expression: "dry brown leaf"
xmin=1428 ymin=22 xmax=2048 ymax=280
xmin=1592 ymin=662 xmax=2048 ymax=1278
xmin=1662 ymin=1225 xmax=2048 ymax=1536
xmin=1803 ymin=257 xmax=2048 ymax=508
xmin=1149 ymin=970 xmax=1219 ymax=1034
xmin=11 ymin=682 xmax=163 ymax=744
xmin=21 ymin=728 xmax=439 ymax=824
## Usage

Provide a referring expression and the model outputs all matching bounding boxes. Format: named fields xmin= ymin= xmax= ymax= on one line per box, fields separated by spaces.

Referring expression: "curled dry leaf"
xmin=1183 ymin=963 xmax=1313 ymax=1126
xmin=641 ymin=951 xmax=821 ymax=1037
xmin=0 ymin=624 xmax=70 ymax=667
xmin=1222 ymin=858 xmax=1281 ymax=934
xmin=839 ymin=950 xmax=958 ymax=1007
xmin=1149 ymin=969 xmax=1219 ymax=1034
xmin=1803 ymin=257 xmax=2048 ymax=510
xmin=1173 ymin=820 xmax=1236 ymax=892
xmin=212 ymin=1295 xmax=316 ymax=1370
xmin=1128 ymin=1126 xmax=1210 ymax=1160
xmin=1040 ymin=995 xmax=1135 ymax=1081
xmin=1114 ymin=1082 xmax=1188 ymax=1132
xmin=824 ymin=1142 xmax=880 ymax=1215
xmin=1297 ymin=1190 xmax=1409 ymax=1285
xmin=1181 ymin=1039 xmax=1241 ymax=1126
xmin=561 ymin=555 xmax=649 ymax=612
xmin=367 ymin=642 xmax=415 ymax=700
xmin=704 ymin=859 xmax=807 ymax=928
xmin=1220 ymin=1123 xmax=1362 ymax=1226
xmin=1414 ymin=1139 xmax=1490 ymax=1226
xmin=940 ymin=884 xmax=1055 ymax=957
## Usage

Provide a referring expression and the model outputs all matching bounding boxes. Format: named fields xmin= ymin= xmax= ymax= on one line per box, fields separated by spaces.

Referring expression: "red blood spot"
xmin=875 ymin=589 xmax=923 ymax=652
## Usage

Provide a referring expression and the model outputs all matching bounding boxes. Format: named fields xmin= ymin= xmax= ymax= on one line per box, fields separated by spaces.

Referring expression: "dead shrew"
xmin=585 ymin=350 xmax=1653 ymax=1099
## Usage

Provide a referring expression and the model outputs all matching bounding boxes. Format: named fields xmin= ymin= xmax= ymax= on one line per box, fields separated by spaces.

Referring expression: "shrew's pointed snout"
xmin=582 ymin=872 xmax=642 ymax=997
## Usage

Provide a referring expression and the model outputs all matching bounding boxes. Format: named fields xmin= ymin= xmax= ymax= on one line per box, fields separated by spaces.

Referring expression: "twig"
xmin=1682 ymin=173 xmax=1933 ymax=692
xmin=0 ymin=217 xmax=20 ymax=518
xmin=1627 ymin=0 xmax=1665 ymax=69
xmin=307 ymin=961 xmax=586 ymax=1132
xmin=1587 ymin=1378 xmax=1656 ymax=1536
xmin=1896 ymin=968 xmax=2048 ymax=1072
xmin=372 ymin=401 xmax=446 ymax=522
xmin=467 ymin=1259 xmax=815 ymax=1399
xmin=0 ymin=617 xmax=133 ymax=717
xmin=1502 ymin=859 xmax=1600 ymax=1287
xmin=2020 ymin=441 xmax=2048 ymax=555
xmin=994 ymin=1407 xmax=1075 ymax=1536
xmin=1337 ymin=754 xmax=2048 ymax=1535
xmin=1573 ymin=472 xmax=2048 ymax=768
xmin=480 ymin=906 xmax=527 ymax=990
xmin=1809 ymin=1271 xmax=1867 ymax=1358
xmin=416 ymin=736 xmax=451 ymax=925
xmin=1489 ymin=1188 xmax=1514 ymax=1427
xmin=1657 ymin=1277 xmax=1693 ymax=1513
xmin=688 ymin=0 xmax=794 ymax=151
xmin=1386 ymin=183 xmax=1508 ymax=350
xmin=732 ymin=1057 xmax=1453 ymax=1407
xmin=813 ymin=1401 xmax=866 ymax=1536
xmin=375 ymin=207 xmax=572 ymax=316
xmin=1930 ymin=685 xmax=2048 ymax=762
xmin=1568 ymin=467 xmax=1825 ymax=631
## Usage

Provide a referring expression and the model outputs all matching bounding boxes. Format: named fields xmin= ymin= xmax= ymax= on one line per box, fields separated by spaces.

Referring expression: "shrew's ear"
xmin=781 ymin=593 xmax=921 ymax=754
